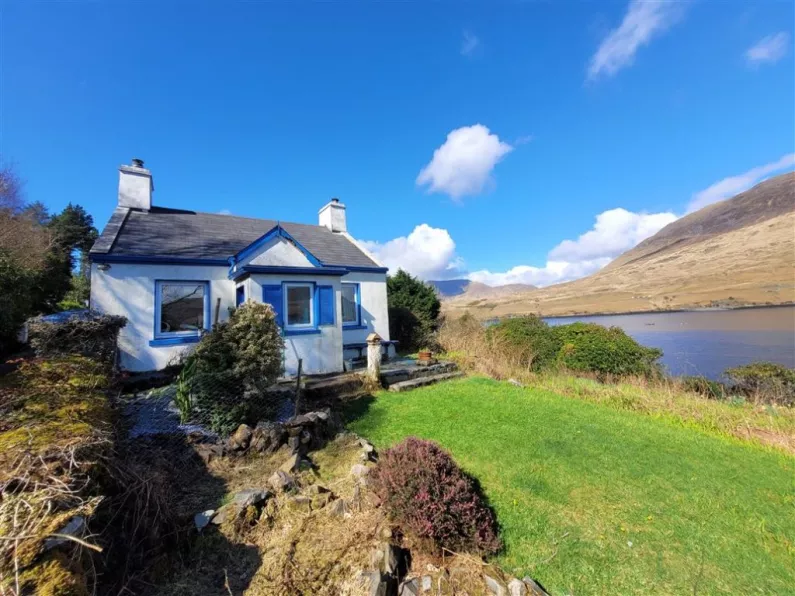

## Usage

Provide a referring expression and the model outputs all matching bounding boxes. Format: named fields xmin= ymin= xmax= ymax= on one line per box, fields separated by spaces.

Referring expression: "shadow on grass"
xmin=95 ymin=435 xmax=261 ymax=595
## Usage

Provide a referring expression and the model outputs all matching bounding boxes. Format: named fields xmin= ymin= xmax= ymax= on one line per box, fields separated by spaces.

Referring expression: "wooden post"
xmin=366 ymin=332 xmax=382 ymax=384
xmin=293 ymin=358 xmax=303 ymax=417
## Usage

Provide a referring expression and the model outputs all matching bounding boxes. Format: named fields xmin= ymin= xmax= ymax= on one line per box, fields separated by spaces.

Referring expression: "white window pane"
xmin=342 ymin=284 xmax=357 ymax=323
xmin=287 ymin=286 xmax=312 ymax=326
xmin=161 ymin=284 xmax=205 ymax=333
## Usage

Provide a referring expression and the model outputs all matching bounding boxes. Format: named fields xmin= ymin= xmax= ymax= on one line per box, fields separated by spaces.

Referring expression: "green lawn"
xmin=346 ymin=377 xmax=795 ymax=595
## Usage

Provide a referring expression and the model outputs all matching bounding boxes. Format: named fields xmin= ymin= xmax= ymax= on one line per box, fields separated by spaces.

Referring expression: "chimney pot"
xmin=132 ymin=158 xmax=145 ymax=168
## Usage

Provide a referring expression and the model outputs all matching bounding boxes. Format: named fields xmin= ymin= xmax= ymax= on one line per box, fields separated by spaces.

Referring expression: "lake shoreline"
xmin=535 ymin=301 xmax=795 ymax=321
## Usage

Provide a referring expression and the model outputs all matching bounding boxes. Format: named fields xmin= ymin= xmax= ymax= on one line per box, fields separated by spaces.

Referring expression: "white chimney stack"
xmin=118 ymin=158 xmax=153 ymax=211
xmin=319 ymin=197 xmax=347 ymax=233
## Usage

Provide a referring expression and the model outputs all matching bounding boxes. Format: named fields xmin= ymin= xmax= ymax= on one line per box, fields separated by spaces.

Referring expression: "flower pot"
xmin=418 ymin=351 xmax=432 ymax=362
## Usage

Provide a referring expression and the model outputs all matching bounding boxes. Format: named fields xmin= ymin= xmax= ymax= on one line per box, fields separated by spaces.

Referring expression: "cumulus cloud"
xmin=687 ymin=153 xmax=795 ymax=212
xmin=361 ymin=224 xmax=464 ymax=281
xmin=468 ymin=208 xmax=676 ymax=287
xmin=416 ymin=125 xmax=513 ymax=200
xmin=746 ymin=32 xmax=790 ymax=66
xmin=587 ymin=0 xmax=685 ymax=81
xmin=461 ymin=30 xmax=480 ymax=57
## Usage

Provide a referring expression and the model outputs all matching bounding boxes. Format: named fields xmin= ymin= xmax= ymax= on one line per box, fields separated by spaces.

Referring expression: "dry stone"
xmin=508 ymin=578 xmax=527 ymax=596
xmin=268 ymin=470 xmax=294 ymax=492
xmin=229 ymin=424 xmax=253 ymax=450
xmin=233 ymin=488 xmax=271 ymax=509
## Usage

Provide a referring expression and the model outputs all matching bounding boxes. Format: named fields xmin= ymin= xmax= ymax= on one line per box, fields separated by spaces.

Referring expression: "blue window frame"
xmin=341 ymin=282 xmax=361 ymax=327
xmin=236 ymin=284 xmax=246 ymax=307
xmin=151 ymin=280 xmax=210 ymax=346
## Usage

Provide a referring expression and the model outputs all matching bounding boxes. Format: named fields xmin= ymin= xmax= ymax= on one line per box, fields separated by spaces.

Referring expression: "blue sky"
xmin=2 ymin=1 xmax=793 ymax=285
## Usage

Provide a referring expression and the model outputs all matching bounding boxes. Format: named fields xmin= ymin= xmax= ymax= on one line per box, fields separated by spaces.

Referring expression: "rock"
xmin=254 ymin=421 xmax=287 ymax=453
xmin=280 ymin=453 xmax=301 ymax=473
xmin=316 ymin=409 xmax=330 ymax=422
xmin=300 ymin=429 xmax=312 ymax=445
xmin=194 ymin=510 xmax=215 ymax=531
xmin=233 ymin=488 xmax=271 ymax=509
xmin=44 ymin=516 xmax=85 ymax=550
xmin=211 ymin=504 xmax=234 ymax=525
xmin=421 ymin=576 xmax=432 ymax=592
xmin=380 ymin=526 xmax=393 ymax=540
xmin=522 ymin=577 xmax=550 ymax=595
xmin=359 ymin=438 xmax=376 ymax=453
xmin=305 ymin=483 xmax=329 ymax=495
xmin=195 ymin=443 xmax=224 ymax=463
xmin=287 ymin=435 xmax=301 ymax=453
xmin=508 ymin=378 xmax=524 ymax=387
xmin=285 ymin=496 xmax=313 ymax=513
xmin=399 ymin=578 xmax=420 ymax=595
xmin=508 ymin=578 xmax=527 ymax=596
xmin=351 ymin=463 xmax=371 ymax=479
xmin=229 ymin=424 xmax=253 ymax=450
xmin=485 ymin=574 xmax=507 ymax=596
xmin=383 ymin=543 xmax=400 ymax=575
xmin=311 ymin=492 xmax=333 ymax=510
xmin=326 ymin=498 xmax=350 ymax=518
xmin=363 ymin=571 xmax=395 ymax=596
xmin=268 ymin=470 xmax=295 ymax=492
xmin=371 ymin=547 xmax=385 ymax=569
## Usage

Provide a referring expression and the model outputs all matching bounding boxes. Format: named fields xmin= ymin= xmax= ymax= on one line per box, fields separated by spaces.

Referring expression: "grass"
xmin=346 ymin=376 xmax=795 ymax=595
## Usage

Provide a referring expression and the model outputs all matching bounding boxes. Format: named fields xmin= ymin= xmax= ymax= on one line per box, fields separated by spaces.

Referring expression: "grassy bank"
xmin=346 ymin=377 xmax=795 ymax=595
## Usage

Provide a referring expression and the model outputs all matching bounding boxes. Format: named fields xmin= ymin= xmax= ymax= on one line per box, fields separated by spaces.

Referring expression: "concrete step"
xmin=388 ymin=371 xmax=465 ymax=392
xmin=380 ymin=362 xmax=458 ymax=387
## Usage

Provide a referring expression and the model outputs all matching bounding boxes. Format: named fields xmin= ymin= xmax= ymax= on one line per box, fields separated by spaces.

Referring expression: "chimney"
xmin=318 ymin=197 xmax=347 ymax=233
xmin=118 ymin=158 xmax=153 ymax=210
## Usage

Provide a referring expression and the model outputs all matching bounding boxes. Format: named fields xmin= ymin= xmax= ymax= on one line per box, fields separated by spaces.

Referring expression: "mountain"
xmin=445 ymin=172 xmax=795 ymax=318
xmin=428 ymin=279 xmax=536 ymax=299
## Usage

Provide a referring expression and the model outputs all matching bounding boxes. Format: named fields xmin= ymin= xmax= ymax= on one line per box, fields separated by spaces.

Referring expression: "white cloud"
xmin=687 ymin=153 xmax=795 ymax=212
xmin=745 ymin=32 xmax=790 ymax=66
xmin=587 ymin=0 xmax=685 ymax=81
xmin=468 ymin=208 xmax=676 ymax=287
xmin=461 ymin=30 xmax=480 ymax=56
xmin=416 ymin=124 xmax=513 ymax=200
xmin=361 ymin=224 xmax=464 ymax=281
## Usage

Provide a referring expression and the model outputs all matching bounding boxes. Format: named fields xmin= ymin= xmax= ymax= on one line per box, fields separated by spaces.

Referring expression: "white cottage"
xmin=89 ymin=159 xmax=394 ymax=374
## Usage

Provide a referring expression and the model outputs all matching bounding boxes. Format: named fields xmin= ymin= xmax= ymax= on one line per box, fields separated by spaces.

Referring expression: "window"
xmin=341 ymin=283 xmax=360 ymax=326
xmin=236 ymin=284 xmax=245 ymax=307
xmin=285 ymin=283 xmax=313 ymax=328
xmin=156 ymin=281 xmax=208 ymax=338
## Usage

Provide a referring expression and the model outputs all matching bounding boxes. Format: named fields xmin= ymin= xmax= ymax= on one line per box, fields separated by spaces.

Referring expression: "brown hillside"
xmin=446 ymin=172 xmax=795 ymax=318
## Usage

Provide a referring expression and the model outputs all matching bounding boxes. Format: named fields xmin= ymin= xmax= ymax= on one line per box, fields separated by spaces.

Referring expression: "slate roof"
xmin=90 ymin=206 xmax=381 ymax=269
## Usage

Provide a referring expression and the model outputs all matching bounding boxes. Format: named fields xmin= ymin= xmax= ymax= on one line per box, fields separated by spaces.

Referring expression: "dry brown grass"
xmin=437 ymin=318 xmax=795 ymax=454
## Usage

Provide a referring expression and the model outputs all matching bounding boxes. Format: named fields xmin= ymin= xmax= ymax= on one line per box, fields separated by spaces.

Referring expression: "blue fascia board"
xmin=149 ymin=335 xmax=202 ymax=347
xmin=230 ymin=265 xmax=348 ymax=281
xmin=341 ymin=265 xmax=389 ymax=273
xmin=91 ymin=254 xmax=228 ymax=266
xmin=231 ymin=224 xmax=324 ymax=268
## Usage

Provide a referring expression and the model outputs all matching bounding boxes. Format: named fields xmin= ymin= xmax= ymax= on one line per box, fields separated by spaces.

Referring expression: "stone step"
xmin=380 ymin=362 xmax=458 ymax=387
xmin=387 ymin=371 xmax=465 ymax=392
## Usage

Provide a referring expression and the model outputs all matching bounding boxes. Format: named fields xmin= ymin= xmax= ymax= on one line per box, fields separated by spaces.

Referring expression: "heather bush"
xmin=27 ymin=310 xmax=127 ymax=363
xmin=553 ymin=322 xmax=663 ymax=378
xmin=370 ymin=437 xmax=501 ymax=556
xmin=180 ymin=302 xmax=284 ymax=434
xmin=725 ymin=362 xmax=795 ymax=407
xmin=488 ymin=315 xmax=562 ymax=371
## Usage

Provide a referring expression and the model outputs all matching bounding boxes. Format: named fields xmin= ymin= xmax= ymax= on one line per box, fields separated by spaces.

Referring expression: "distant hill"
xmin=445 ymin=172 xmax=795 ymax=318
xmin=428 ymin=279 xmax=536 ymax=299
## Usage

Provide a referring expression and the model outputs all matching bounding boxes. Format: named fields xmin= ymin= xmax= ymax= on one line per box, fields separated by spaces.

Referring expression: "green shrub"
xmin=181 ymin=302 xmax=284 ymax=435
xmin=370 ymin=437 xmax=502 ymax=556
xmin=387 ymin=270 xmax=441 ymax=352
xmin=0 ymin=252 xmax=36 ymax=354
xmin=488 ymin=316 xmax=562 ymax=371
xmin=724 ymin=362 xmax=795 ymax=407
xmin=553 ymin=322 xmax=663 ymax=377
xmin=27 ymin=311 xmax=127 ymax=363
xmin=680 ymin=376 xmax=727 ymax=400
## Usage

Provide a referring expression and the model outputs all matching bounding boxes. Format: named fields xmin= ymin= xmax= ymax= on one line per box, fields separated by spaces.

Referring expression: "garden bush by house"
xmin=725 ymin=362 xmax=795 ymax=407
xmin=553 ymin=322 xmax=663 ymax=378
xmin=387 ymin=269 xmax=441 ymax=352
xmin=370 ymin=436 xmax=502 ymax=556
xmin=487 ymin=315 xmax=562 ymax=371
xmin=27 ymin=310 xmax=127 ymax=363
xmin=177 ymin=301 xmax=284 ymax=434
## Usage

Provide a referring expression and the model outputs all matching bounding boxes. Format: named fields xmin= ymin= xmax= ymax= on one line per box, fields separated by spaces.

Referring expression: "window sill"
xmin=342 ymin=324 xmax=367 ymax=330
xmin=149 ymin=335 xmax=202 ymax=347
xmin=284 ymin=328 xmax=322 ymax=337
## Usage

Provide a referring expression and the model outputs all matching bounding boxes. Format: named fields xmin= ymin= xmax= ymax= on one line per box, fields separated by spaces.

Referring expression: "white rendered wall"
xmin=248 ymin=273 xmax=345 ymax=376
xmin=239 ymin=237 xmax=313 ymax=268
xmin=90 ymin=263 xmax=234 ymax=371
xmin=341 ymin=271 xmax=391 ymax=359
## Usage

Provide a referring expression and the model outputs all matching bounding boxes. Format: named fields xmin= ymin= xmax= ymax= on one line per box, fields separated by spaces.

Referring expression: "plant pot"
xmin=418 ymin=351 xmax=432 ymax=362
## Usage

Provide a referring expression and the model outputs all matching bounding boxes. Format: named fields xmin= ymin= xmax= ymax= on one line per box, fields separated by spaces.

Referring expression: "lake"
xmin=544 ymin=306 xmax=795 ymax=379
